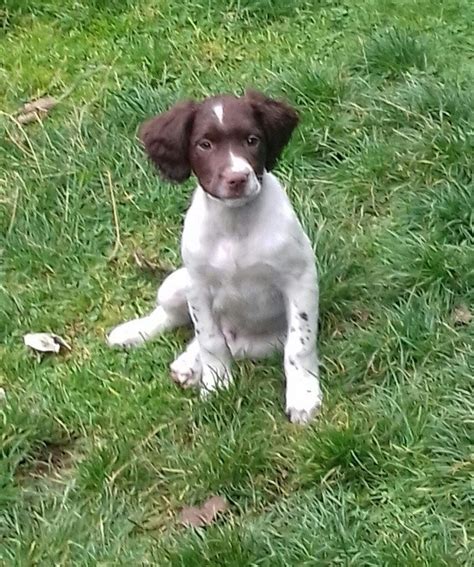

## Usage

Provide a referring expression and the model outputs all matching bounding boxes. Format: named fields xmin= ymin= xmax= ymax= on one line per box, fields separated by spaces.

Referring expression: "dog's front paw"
xmin=170 ymin=351 xmax=202 ymax=389
xmin=200 ymin=364 xmax=233 ymax=398
xmin=285 ymin=379 xmax=322 ymax=425
xmin=107 ymin=319 xmax=151 ymax=348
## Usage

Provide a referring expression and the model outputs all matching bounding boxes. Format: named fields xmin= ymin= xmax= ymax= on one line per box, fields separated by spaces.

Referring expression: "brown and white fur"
xmin=107 ymin=90 xmax=322 ymax=424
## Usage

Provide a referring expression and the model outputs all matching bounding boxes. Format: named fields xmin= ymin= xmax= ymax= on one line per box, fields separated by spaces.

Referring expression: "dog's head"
xmin=139 ymin=90 xmax=298 ymax=206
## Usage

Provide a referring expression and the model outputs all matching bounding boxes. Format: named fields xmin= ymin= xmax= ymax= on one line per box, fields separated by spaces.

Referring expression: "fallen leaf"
xmin=22 ymin=96 xmax=57 ymax=114
xmin=17 ymin=111 xmax=42 ymax=125
xmin=452 ymin=305 xmax=472 ymax=326
xmin=179 ymin=495 xmax=229 ymax=528
xmin=16 ymin=96 xmax=57 ymax=124
xmin=23 ymin=332 xmax=71 ymax=354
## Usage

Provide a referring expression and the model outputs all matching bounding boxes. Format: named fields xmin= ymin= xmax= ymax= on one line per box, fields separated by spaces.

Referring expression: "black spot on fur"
xmin=299 ymin=312 xmax=308 ymax=321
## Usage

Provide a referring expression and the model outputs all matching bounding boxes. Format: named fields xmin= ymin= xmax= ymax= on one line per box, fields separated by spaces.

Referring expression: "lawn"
xmin=1 ymin=0 xmax=473 ymax=564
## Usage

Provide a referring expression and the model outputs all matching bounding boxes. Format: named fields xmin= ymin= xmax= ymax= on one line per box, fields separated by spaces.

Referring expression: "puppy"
xmin=108 ymin=90 xmax=322 ymax=423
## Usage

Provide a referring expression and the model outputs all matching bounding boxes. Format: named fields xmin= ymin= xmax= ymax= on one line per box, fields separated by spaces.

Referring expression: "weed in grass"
xmin=360 ymin=27 xmax=430 ymax=78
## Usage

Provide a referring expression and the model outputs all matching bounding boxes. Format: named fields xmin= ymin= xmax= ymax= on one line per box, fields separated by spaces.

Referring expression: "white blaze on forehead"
xmin=213 ymin=103 xmax=224 ymax=124
xmin=229 ymin=151 xmax=252 ymax=173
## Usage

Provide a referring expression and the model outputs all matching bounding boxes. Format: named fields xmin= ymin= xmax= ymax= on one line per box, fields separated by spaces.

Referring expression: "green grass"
xmin=1 ymin=0 xmax=473 ymax=564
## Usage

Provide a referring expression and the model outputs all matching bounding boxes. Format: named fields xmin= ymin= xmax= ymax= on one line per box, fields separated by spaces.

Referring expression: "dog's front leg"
xmin=187 ymin=285 xmax=233 ymax=396
xmin=284 ymin=266 xmax=322 ymax=424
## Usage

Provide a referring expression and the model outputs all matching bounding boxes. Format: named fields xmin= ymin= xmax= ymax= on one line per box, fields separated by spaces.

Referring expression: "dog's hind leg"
xmin=107 ymin=268 xmax=191 ymax=348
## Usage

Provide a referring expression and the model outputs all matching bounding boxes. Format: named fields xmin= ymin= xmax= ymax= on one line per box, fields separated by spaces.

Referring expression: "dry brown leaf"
xmin=17 ymin=111 xmax=42 ymax=125
xmin=22 ymin=96 xmax=57 ymax=114
xmin=16 ymin=96 xmax=57 ymax=124
xmin=452 ymin=305 xmax=472 ymax=326
xmin=179 ymin=495 xmax=229 ymax=528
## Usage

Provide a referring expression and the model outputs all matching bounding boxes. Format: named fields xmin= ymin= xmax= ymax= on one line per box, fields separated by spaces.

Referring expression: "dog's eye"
xmin=246 ymin=135 xmax=260 ymax=146
xmin=198 ymin=140 xmax=212 ymax=150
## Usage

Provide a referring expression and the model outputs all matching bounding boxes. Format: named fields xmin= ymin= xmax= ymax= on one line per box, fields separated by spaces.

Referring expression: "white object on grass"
xmin=23 ymin=332 xmax=71 ymax=353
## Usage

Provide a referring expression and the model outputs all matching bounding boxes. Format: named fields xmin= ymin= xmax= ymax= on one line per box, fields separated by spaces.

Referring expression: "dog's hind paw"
xmin=107 ymin=319 xmax=151 ymax=348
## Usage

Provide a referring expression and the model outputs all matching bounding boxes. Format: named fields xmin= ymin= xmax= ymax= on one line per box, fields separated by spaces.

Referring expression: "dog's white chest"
xmin=211 ymin=238 xmax=240 ymax=273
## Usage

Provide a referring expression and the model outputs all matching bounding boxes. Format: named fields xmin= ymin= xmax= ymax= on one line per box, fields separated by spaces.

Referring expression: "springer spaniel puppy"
xmin=108 ymin=90 xmax=322 ymax=423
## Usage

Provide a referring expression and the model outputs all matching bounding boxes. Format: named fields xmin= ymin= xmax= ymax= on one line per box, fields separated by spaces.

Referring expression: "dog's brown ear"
xmin=139 ymin=100 xmax=197 ymax=183
xmin=245 ymin=90 xmax=299 ymax=170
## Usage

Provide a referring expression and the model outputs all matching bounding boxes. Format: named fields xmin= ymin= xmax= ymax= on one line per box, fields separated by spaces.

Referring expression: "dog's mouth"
xmin=216 ymin=192 xmax=261 ymax=205
xmin=201 ymin=173 xmax=263 ymax=205
xmin=205 ymin=190 xmax=260 ymax=208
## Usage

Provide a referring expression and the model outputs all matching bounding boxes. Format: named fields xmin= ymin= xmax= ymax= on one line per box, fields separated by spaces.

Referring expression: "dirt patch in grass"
xmin=15 ymin=437 xmax=78 ymax=481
